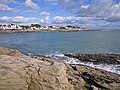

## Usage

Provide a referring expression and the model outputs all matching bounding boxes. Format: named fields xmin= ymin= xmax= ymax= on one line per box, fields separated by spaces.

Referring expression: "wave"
xmin=46 ymin=52 xmax=120 ymax=75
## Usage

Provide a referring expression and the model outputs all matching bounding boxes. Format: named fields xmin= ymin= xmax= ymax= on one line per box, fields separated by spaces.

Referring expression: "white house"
xmin=40 ymin=26 xmax=49 ymax=30
xmin=31 ymin=27 xmax=40 ymax=30
xmin=0 ymin=24 xmax=22 ymax=30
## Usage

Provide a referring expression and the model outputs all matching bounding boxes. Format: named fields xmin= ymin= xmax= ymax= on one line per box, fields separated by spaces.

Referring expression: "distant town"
xmin=0 ymin=24 xmax=94 ymax=33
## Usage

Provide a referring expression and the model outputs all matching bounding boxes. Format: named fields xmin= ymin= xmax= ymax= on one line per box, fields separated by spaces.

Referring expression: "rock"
xmin=91 ymin=85 xmax=99 ymax=90
xmin=65 ymin=54 xmax=120 ymax=64
xmin=81 ymin=72 xmax=110 ymax=90
xmin=0 ymin=47 xmax=25 ymax=56
xmin=0 ymin=47 xmax=74 ymax=90
xmin=70 ymin=64 xmax=120 ymax=90
xmin=0 ymin=47 xmax=120 ymax=90
xmin=31 ymin=55 xmax=87 ymax=90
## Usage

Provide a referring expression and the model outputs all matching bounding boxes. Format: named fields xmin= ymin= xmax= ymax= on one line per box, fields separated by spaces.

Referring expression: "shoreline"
xmin=65 ymin=54 xmax=120 ymax=65
xmin=37 ymin=53 xmax=120 ymax=74
xmin=0 ymin=46 xmax=120 ymax=90
xmin=0 ymin=28 xmax=97 ymax=34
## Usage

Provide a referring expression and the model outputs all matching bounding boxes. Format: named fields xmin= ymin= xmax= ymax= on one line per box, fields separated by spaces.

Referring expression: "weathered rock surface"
xmin=0 ymin=47 xmax=25 ymax=56
xmin=65 ymin=54 xmax=120 ymax=64
xmin=0 ymin=47 xmax=74 ymax=90
xmin=70 ymin=64 xmax=120 ymax=90
xmin=0 ymin=47 xmax=120 ymax=90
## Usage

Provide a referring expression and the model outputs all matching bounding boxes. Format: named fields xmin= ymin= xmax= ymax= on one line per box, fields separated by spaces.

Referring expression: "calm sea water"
xmin=0 ymin=30 xmax=120 ymax=74
xmin=0 ymin=30 xmax=120 ymax=54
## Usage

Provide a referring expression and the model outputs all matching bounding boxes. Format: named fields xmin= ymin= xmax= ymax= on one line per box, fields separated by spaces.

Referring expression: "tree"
xmin=31 ymin=24 xmax=41 ymax=28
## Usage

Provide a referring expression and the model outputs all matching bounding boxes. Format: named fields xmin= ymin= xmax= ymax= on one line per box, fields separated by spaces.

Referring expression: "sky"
xmin=0 ymin=0 xmax=120 ymax=29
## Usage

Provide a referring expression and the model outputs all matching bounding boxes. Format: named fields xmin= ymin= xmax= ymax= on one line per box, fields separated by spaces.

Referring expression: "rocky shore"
xmin=0 ymin=47 xmax=120 ymax=90
xmin=65 ymin=54 xmax=120 ymax=64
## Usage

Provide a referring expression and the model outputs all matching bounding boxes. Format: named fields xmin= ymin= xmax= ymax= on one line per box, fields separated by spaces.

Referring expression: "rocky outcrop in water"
xmin=0 ymin=47 xmax=120 ymax=90
xmin=65 ymin=54 xmax=120 ymax=64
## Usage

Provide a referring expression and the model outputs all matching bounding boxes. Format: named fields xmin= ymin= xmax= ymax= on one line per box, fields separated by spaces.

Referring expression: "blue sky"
xmin=0 ymin=0 xmax=120 ymax=29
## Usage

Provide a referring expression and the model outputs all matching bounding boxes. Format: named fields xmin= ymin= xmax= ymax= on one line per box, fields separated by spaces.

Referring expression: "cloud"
xmin=0 ymin=0 xmax=17 ymax=12
xmin=106 ymin=15 xmax=120 ymax=22
xmin=39 ymin=11 xmax=50 ymax=16
xmin=105 ymin=3 xmax=120 ymax=22
xmin=44 ymin=0 xmax=58 ymax=5
xmin=25 ymin=0 xmax=39 ymax=9
xmin=81 ymin=5 xmax=89 ymax=9
xmin=0 ymin=15 xmax=111 ymax=27
xmin=0 ymin=16 xmax=40 ymax=23
xmin=40 ymin=16 xmax=50 ymax=24
xmin=0 ymin=4 xmax=15 ymax=12
xmin=59 ymin=0 xmax=120 ymax=22
xmin=52 ymin=16 xmax=96 ymax=24
xmin=0 ymin=0 xmax=18 ymax=4
xmin=52 ymin=16 xmax=111 ymax=27
xmin=45 ymin=0 xmax=58 ymax=1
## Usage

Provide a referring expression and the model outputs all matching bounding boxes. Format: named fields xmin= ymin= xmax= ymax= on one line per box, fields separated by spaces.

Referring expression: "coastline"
xmin=0 ymin=28 xmax=97 ymax=34
xmin=0 ymin=46 xmax=120 ymax=90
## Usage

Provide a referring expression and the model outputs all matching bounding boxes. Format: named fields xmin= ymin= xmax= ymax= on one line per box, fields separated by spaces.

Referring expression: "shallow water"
xmin=0 ymin=30 xmax=120 ymax=74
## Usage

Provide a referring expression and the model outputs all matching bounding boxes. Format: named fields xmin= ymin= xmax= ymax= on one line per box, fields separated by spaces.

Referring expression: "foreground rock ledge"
xmin=0 ymin=47 xmax=120 ymax=90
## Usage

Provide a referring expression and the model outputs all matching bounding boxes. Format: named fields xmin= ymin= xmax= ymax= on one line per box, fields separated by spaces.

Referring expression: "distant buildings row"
xmin=0 ymin=24 xmax=22 ymax=30
xmin=0 ymin=24 xmax=84 ymax=30
xmin=0 ymin=24 xmax=47 ymax=30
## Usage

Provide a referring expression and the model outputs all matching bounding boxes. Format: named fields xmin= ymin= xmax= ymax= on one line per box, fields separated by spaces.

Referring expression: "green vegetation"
xmin=31 ymin=24 xmax=41 ymax=28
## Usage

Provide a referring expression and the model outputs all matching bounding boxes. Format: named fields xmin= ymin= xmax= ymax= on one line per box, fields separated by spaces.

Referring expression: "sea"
xmin=0 ymin=30 xmax=120 ymax=74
